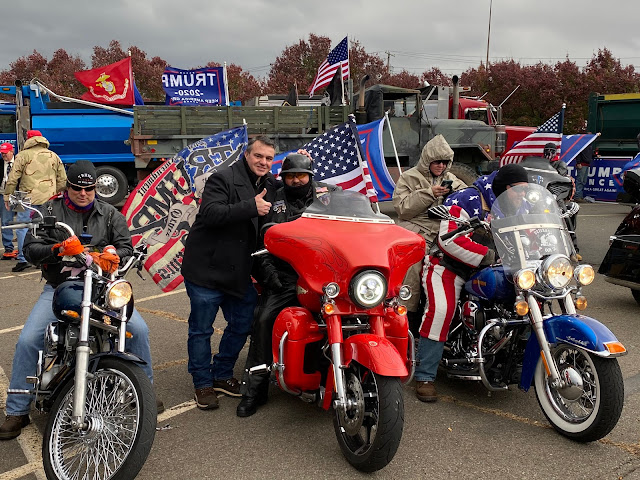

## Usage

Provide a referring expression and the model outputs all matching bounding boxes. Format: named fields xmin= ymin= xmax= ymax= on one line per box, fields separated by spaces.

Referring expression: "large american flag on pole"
xmin=499 ymin=106 xmax=565 ymax=166
xmin=308 ymin=36 xmax=349 ymax=96
xmin=272 ymin=117 xmax=378 ymax=202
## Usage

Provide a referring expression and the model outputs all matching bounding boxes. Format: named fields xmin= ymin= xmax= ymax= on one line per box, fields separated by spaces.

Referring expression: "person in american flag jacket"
xmin=414 ymin=164 xmax=529 ymax=403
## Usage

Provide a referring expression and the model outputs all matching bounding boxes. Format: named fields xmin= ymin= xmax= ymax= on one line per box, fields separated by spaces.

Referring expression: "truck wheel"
xmin=449 ymin=163 xmax=478 ymax=186
xmin=95 ymin=166 xmax=128 ymax=205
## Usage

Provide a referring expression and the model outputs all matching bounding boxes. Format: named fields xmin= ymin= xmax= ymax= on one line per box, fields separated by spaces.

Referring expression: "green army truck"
xmin=130 ymin=104 xmax=349 ymax=178
xmin=587 ymin=92 xmax=640 ymax=157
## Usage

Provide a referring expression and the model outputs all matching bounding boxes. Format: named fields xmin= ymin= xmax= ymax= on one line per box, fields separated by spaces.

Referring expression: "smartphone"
xmin=441 ymin=180 xmax=453 ymax=189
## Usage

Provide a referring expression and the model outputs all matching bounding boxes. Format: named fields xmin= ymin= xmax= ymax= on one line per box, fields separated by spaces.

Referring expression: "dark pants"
xmin=241 ymin=285 xmax=298 ymax=399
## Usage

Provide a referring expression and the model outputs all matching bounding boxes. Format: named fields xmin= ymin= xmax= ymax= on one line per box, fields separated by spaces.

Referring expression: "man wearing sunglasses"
xmin=3 ymin=130 xmax=67 ymax=273
xmin=237 ymin=152 xmax=338 ymax=417
xmin=0 ymin=160 xmax=158 ymax=440
xmin=392 ymin=135 xmax=467 ymax=336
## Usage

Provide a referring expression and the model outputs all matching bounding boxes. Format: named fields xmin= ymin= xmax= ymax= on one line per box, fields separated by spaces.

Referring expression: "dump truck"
xmin=587 ymin=92 xmax=640 ymax=157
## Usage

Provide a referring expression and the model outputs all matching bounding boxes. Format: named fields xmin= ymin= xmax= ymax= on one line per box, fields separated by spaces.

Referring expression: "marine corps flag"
xmin=75 ymin=58 xmax=135 ymax=105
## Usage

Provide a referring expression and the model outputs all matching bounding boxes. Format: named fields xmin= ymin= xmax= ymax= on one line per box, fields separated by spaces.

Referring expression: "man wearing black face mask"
xmin=237 ymin=152 xmax=339 ymax=417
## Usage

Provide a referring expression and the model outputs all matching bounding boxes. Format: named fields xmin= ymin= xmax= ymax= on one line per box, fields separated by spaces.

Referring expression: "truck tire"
xmin=95 ymin=166 xmax=128 ymax=206
xmin=449 ymin=163 xmax=478 ymax=186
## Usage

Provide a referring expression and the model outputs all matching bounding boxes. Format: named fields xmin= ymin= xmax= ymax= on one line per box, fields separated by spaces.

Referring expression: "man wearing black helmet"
xmin=236 ymin=151 xmax=339 ymax=417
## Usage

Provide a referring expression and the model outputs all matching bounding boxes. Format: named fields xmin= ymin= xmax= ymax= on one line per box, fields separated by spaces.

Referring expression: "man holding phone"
xmin=392 ymin=135 xmax=466 ymax=334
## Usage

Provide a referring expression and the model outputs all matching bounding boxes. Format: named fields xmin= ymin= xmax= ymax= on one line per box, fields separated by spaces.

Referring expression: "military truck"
xmin=587 ymin=92 xmax=640 ymax=157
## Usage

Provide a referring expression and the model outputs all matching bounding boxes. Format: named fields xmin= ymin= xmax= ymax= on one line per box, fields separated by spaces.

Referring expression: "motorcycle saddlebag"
xmin=599 ymin=234 xmax=640 ymax=286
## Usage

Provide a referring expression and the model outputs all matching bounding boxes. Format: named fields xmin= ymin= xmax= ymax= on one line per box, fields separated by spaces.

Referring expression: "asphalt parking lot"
xmin=0 ymin=201 xmax=639 ymax=479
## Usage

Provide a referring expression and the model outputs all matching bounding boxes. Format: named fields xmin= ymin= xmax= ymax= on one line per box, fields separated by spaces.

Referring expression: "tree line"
xmin=1 ymin=36 xmax=638 ymax=133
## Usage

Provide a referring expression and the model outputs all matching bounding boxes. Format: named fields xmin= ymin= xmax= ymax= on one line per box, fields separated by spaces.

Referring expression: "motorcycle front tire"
xmin=533 ymin=344 xmax=624 ymax=442
xmin=333 ymin=362 xmax=404 ymax=472
xmin=43 ymin=357 xmax=156 ymax=480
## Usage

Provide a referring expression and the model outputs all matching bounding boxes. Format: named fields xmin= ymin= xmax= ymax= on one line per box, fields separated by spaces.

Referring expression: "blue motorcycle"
xmin=431 ymin=183 xmax=625 ymax=442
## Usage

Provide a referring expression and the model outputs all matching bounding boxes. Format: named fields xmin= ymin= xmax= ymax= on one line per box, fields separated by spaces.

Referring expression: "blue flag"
xmin=162 ymin=66 xmax=228 ymax=106
xmin=356 ymin=119 xmax=395 ymax=202
xmin=614 ymin=152 xmax=640 ymax=186
xmin=559 ymin=134 xmax=598 ymax=165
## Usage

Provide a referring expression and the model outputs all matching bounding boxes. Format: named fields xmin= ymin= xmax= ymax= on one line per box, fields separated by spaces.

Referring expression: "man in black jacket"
xmin=237 ymin=153 xmax=338 ymax=417
xmin=181 ymin=135 xmax=277 ymax=410
xmin=0 ymin=160 xmax=155 ymax=440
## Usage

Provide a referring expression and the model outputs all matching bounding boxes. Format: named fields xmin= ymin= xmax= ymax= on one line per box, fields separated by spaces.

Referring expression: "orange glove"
xmin=52 ymin=236 xmax=84 ymax=257
xmin=89 ymin=245 xmax=120 ymax=274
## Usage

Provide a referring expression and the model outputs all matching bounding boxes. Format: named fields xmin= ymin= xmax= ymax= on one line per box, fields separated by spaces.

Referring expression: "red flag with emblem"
xmin=74 ymin=58 xmax=134 ymax=105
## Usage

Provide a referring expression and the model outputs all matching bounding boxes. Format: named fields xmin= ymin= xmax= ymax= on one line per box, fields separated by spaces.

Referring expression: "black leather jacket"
xmin=24 ymin=196 xmax=133 ymax=287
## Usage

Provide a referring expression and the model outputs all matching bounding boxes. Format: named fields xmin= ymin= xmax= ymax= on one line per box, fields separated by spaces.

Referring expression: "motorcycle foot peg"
xmin=248 ymin=364 xmax=270 ymax=375
xmin=26 ymin=376 xmax=38 ymax=385
xmin=7 ymin=388 xmax=32 ymax=395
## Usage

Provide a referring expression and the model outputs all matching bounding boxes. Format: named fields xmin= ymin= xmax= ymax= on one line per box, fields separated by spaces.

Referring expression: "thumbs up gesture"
xmin=255 ymin=188 xmax=272 ymax=216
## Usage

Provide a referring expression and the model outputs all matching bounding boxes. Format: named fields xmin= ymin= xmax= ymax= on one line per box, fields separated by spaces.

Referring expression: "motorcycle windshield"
xmin=489 ymin=183 xmax=574 ymax=272
xmin=302 ymin=190 xmax=395 ymax=224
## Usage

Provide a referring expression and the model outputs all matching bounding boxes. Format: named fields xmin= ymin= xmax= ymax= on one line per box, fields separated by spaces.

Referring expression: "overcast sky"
xmin=2 ymin=0 xmax=639 ymax=82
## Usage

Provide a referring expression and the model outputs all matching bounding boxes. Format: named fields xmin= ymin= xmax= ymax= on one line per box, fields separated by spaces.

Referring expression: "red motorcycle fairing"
xmin=264 ymin=217 xmax=425 ymax=303
xmin=342 ymin=334 xmax=409 ymax=377
xmin=272 ymin=307 xmax=324 ymax=392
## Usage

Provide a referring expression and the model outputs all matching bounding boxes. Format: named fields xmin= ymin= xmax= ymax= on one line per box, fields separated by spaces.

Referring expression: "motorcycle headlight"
xmin=105 ymin=280 xmax=133 ymax=310
xmin=349 ymin=270 xmax=387 ymax=309
xmin=515 ymin=268 xmax=536 ymax=290
xmin=575 ymin=264 xmax=595 ymax=286
xmin=541 ymin=254 xmax=573 ymax=289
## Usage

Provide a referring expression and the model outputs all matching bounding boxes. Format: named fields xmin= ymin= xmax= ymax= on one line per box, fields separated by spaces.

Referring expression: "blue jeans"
xmin=5 ymin=284 xmax=154 ymax=416
xmin=575 ymin=165 xmax=589 ymax=199
xmin=1 ymin=201 xmax=14 ymax=251
xmin=414 ymin=337 xmax=445 ymax=382
xmin=14 ymin=209 xmax=32 ymax=263
xmin=185 ymin=279 xmax=257 ymax=388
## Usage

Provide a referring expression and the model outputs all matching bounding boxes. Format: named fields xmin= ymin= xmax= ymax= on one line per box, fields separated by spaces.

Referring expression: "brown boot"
xmin=194 ymin=387 xmax=219 ymax=410
xmin=0 ymin=415 xmax=30 ymax=440
xmin=416 ymin=381 xmax=437 ymax=402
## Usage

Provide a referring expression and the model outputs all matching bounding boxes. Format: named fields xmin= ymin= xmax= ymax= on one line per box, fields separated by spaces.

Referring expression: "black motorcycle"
xmin=599 ymin=167 xmax=640 ymax=304
xmin=4 ymin=193 xmax=156 ymax=480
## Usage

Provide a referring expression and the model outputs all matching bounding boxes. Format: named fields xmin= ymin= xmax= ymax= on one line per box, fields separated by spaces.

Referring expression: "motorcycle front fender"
xmin=42 ymin=352 xmax=147 ymax=411
xmin=342 ymin=334 xmax=408 ymax=377
xmin=519 ymin=314 xmax=624 ymax=391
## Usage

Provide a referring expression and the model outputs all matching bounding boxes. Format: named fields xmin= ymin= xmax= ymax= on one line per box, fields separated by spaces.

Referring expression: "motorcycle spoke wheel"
xmin=333 ymin=362 xmax=403 ymax=472
xmin=534 ymin=344 xmax=624 ymax=442
xmin=44 ymin=358 xmax=156 ymax=480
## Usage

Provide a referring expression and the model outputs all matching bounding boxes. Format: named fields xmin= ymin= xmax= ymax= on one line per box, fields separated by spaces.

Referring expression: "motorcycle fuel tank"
xmin=464 ymin=266 xmax=514 ymax=303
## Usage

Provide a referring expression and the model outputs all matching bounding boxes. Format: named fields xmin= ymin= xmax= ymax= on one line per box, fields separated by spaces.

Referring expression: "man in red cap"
xmin=3 ymin=131 xmax=66 ymax=272
xmin=0 ymin=143 xmax=17 ymax=258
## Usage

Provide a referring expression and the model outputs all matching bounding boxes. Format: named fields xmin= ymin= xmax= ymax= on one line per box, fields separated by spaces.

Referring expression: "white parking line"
xmin=137 ymin=288 xmax=186 ymax=303
xmin=0 ymin=325 xmax=22 ymax=335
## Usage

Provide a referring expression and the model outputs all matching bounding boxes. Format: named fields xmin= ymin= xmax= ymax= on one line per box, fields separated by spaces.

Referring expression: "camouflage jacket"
xmin=3 ymin=136 xmax=67 ymax=205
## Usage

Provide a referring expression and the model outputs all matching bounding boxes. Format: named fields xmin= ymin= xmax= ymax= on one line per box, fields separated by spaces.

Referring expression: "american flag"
xmin=272 ymin=118 xmax=378 ymax=202
xmin=308 ymin=37 xmax=349 ymax=96
xmin=499 ymin=107 xmax=565 ymax=166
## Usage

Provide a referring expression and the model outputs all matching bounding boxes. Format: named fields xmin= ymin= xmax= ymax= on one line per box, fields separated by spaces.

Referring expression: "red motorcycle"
xmin=253 ymin=190 xmax=424 ymax=472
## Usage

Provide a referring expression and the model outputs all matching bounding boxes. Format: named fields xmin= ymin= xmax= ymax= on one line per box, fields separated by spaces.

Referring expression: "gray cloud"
xmin=1 ymin=0 xmax=638 ymax=82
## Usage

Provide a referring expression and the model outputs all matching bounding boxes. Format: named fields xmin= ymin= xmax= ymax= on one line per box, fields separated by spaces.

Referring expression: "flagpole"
xmin=384 ymin=111 xmax=403 ymax=176
xmin=223 ymin=62 xmax=230 ymax=106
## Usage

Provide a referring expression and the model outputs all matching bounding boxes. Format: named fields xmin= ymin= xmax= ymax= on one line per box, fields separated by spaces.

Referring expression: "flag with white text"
xmin=499 ymin=107 xmax=565 ymax=166
xmin=122 ymin=126 xmax=248 ymax=292
xmin=308 ymin=37 xmax=349 ymax=96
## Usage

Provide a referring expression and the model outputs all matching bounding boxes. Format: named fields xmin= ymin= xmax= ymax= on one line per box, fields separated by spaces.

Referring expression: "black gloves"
xmin=480 ymin=248 xmax=496 ymax=266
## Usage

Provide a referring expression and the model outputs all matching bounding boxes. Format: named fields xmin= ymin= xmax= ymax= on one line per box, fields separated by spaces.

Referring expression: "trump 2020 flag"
xmin=123 ymin=126 xmax=248 ymax=292
xmin=162 ymin=66 xmax=229 ymax=106
xmin=308 ymin=37 xmax=349 ymax=96
xmin=559 ymin=133 xmax=598 ymax=165
xmin=75 ymin=58 xmax=134 ymax=105
xmin=500 ymin=106 xmax=565 ymax=166
xmin=357 ymin=119 xmax=395 ymax=202
xmin=272 ymin=117 xmax=378 ymax=201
